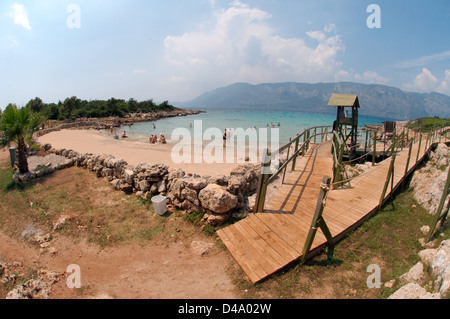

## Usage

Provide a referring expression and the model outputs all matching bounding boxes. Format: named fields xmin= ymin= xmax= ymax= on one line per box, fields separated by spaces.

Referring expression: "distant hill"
xmin=177 ymin=82 xmax=450 ymax=120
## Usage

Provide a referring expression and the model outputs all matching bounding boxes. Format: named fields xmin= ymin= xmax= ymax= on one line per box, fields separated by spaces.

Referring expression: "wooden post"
xmin=292 ymin=136 xmax=300 ymax=171
xmin=416 ymin=133 xmax=422 ymax=164
xmin=364 ymin=130 xmax=369 ymax=154
xmin=403 ymin=140 xmax=413 ymax=185
xmin=254 ymin=149 xmax=271 ymax=213
xmin=301 ymin=176 xmax=334 ymax=263
xmin=282 ymin=142 xmax=291 ymax=184
xmin=379 ymin=151 xmax=397 ymax=208
xmin=372 ymin=132 xmax=377 ymax=166
xmin=427 ymin=167 xmax=450 ymax=242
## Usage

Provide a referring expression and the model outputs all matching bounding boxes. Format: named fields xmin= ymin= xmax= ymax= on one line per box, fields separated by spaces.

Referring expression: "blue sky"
xmin=1 ymin=0 xmax=450 ymax=109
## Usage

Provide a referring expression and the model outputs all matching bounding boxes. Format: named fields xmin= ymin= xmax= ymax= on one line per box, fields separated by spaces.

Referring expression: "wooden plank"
xmin=217 ymin=228 xmax=265 ymax=283
xmin=246 ymin=215 xmax=300 ymax=259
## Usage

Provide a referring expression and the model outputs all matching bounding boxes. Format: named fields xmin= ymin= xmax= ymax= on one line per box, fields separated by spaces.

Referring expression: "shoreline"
xmin=34 ymin=108 xmax=205 ymax=138
xmin=37 ymin=129 xmax=250 ymax=176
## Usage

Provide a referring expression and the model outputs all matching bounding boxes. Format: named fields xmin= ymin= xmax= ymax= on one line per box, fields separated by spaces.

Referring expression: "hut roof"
xmin=328 ymin=94 xmax=360 ymax=108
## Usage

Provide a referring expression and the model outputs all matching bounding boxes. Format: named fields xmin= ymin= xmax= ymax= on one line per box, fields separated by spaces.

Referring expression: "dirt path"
xmin=0 ymin=228 xmax=240 ymax=299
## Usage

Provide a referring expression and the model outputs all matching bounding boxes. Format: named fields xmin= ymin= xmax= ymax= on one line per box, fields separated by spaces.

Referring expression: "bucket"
xmin=151 ymin=195 xmax=167 ymax=216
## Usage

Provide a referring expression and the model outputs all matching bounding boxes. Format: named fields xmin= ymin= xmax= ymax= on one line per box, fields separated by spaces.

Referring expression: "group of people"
xmin=118 ymin=130 xmax=166 ymax=144
xmin=149 ymin=133 xmax=166 ymax=144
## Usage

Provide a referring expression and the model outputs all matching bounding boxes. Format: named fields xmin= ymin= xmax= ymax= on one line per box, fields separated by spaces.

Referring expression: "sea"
xmin=118 ymin=108 xmax=391 ymax=146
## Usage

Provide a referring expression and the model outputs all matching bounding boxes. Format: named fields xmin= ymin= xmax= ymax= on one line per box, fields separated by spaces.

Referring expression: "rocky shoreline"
xmin=34 ymin=108 xmax=204 ymax=138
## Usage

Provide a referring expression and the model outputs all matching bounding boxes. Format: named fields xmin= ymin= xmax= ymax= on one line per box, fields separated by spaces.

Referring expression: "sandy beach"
xmin=37 ymin=129 xmax=248 ymax=176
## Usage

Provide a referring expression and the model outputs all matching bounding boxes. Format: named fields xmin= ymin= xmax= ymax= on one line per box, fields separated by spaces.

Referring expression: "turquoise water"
xmin=120 ymin=109 xmax=388 ymax=145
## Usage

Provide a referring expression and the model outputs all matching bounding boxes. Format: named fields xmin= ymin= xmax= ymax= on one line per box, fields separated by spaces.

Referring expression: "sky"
xmin=1 ymin=0 xmax=450 ymax=109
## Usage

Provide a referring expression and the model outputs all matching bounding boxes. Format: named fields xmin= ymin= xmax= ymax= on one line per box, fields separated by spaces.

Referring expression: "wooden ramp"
xmin=217 ymin=142 xmax=333 ymax=283
xmin=217 ymin=134 xmax=437 ymax=284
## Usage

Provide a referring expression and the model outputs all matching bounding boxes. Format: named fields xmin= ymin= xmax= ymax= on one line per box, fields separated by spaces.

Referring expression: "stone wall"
xmin=18 ymin=146 xmax=261 ymax=226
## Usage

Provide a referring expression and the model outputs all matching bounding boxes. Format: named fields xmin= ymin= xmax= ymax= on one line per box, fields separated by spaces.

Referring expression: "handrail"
xmin=268 ymin=126 xmax=333 ymax=183
xmin=254 ymin=126 xmax=333 ymax=212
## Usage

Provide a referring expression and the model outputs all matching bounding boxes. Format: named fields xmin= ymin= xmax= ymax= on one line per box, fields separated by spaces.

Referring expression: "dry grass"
xmin=0 ymin=150 xmax=445 ymax=299
xmin=0 ymin=154 xmax=200 ymax=250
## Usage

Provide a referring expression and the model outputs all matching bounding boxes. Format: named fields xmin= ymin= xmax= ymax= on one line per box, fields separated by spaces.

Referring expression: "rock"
xmin=181 ymin=188 xmax=199 ymax=206
xmin=123 ymin=169 xmax=135 ymax=185
xmin=388 ymin=283 xmax=440 ymax=299
xmin=34 ymin=233 xmax=51 ymax=244
xmin=157 ymin=180 xmax=167 ymax=193
xmin=146 ymin=164 xmax=169 ymax=177
xmin=184 ymin=177 xmax=208 ymax=191
xmin=42 ymin=144 xmax=52 ymax=151
xmin=429 ymin=240 xmax=450 ymax=296
xmin=208 ymin=174 xmax=229 ymax=186
xmin=420 ymin=225 xmax=430 ymax=236
xmin=6 ymin=279 xmax=49 ymax=299
xmin=191 ymin=241 xmax=214 ymax=256
xmin=227 ymin=175 xmax=246 ymax=195
xmin=198 ymin=184 xmax=238 ymax=214
xmin=110 ymin=179 xmax=121 ymax=190
xmin=230 ymin=165 xmax=247 ymax=176
xmin=52 ymin=215 xmax=70 ymax=232
xmin=247 ymin=194 xmax=257 ymax=212
xmin=167 ymin=168 xmax=185 ymax=181
xmin=384 ymin=279 xmax=396 ymax=288
xmin=169 ymin=178 xmax=185 ymax=197
xmin=119 ymin=182 xmax=133 ymax=194
xmin=203 ymin=212 xmax=230 ymax=226
xmin=137 ymin=180 xmax=150 ymax=192
xmin=399 ymin=262 xmax=424 ymax=285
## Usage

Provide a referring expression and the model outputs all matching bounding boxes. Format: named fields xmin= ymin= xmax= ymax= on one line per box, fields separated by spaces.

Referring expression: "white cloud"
xmin=393 ymin=51 xmax=450 ymax=69
xmin=8 ymin=3 xmax=32 ymax=30
xmin=334 ymin=69 xmax=388 ymax=85
xmin=402 ymin=68 xmax=450 ymax=95
xmin=162 ymin=1 xmax=344 ymax=98
xmin=404 ymin=68 xmax=439 ymax=92
xmin=437 ymin=70 xmax=450 ymax=95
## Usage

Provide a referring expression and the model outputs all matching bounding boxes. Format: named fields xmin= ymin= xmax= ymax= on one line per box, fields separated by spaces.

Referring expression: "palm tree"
xmin=0 ymin=104 xmax=42 ymax=173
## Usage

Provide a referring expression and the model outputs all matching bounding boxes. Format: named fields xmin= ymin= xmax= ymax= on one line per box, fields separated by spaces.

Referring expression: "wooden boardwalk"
xmin=217 ymin=134 xmax=442 ymax=284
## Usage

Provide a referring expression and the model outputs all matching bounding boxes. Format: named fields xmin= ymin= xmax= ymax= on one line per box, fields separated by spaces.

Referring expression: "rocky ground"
xmin=387 ymin=142 xmax=450 ymax=299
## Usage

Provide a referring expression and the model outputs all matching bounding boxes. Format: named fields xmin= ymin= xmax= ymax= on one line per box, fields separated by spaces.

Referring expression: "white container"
xmin=151 ymin=195 xmax=167 ymax=216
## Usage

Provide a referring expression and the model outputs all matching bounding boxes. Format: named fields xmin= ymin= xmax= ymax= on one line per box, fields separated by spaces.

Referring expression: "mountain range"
xmin=176 ymin=82 xmax=450 ymax=121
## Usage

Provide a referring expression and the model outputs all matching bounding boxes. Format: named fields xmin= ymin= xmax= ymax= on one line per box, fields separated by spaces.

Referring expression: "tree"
xmin=62 ymin=96 xmax=80 ymax=121
xmin=26 ymin=97 xmax=44 ymax=114
xmin=0 ymin=104 xmax=42 ymax=173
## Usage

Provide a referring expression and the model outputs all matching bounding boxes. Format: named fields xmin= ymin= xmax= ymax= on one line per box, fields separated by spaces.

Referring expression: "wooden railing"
xmin=301 ymin=125 xmax=450 ymax=262
xmin=254 ymin=126 xmax=333 ymax=213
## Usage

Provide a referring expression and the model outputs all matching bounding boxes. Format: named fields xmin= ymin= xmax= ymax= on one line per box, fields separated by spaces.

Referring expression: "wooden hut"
xmin=328 ymin=94 xmax=360 ymax=158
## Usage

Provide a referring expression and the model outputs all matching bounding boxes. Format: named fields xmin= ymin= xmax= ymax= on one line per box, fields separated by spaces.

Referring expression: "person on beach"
xmin=223 ymin=129 xmax=227 ymax=147
xmin=159 ymin=134 xmax=166 ymax=144
xmin=122 ymin=131 xmax=128 ymax=138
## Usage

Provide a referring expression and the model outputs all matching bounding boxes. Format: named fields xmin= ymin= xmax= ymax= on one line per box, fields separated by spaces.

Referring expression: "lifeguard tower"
xmin=328 ymin=94 xmax=360 ymax=159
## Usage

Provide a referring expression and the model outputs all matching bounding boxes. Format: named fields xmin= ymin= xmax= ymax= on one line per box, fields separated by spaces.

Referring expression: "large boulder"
xmin=198 ymin=184 xmax=238 ymax=214
xmin=388 ymin=283 xmax=440 ymax=299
